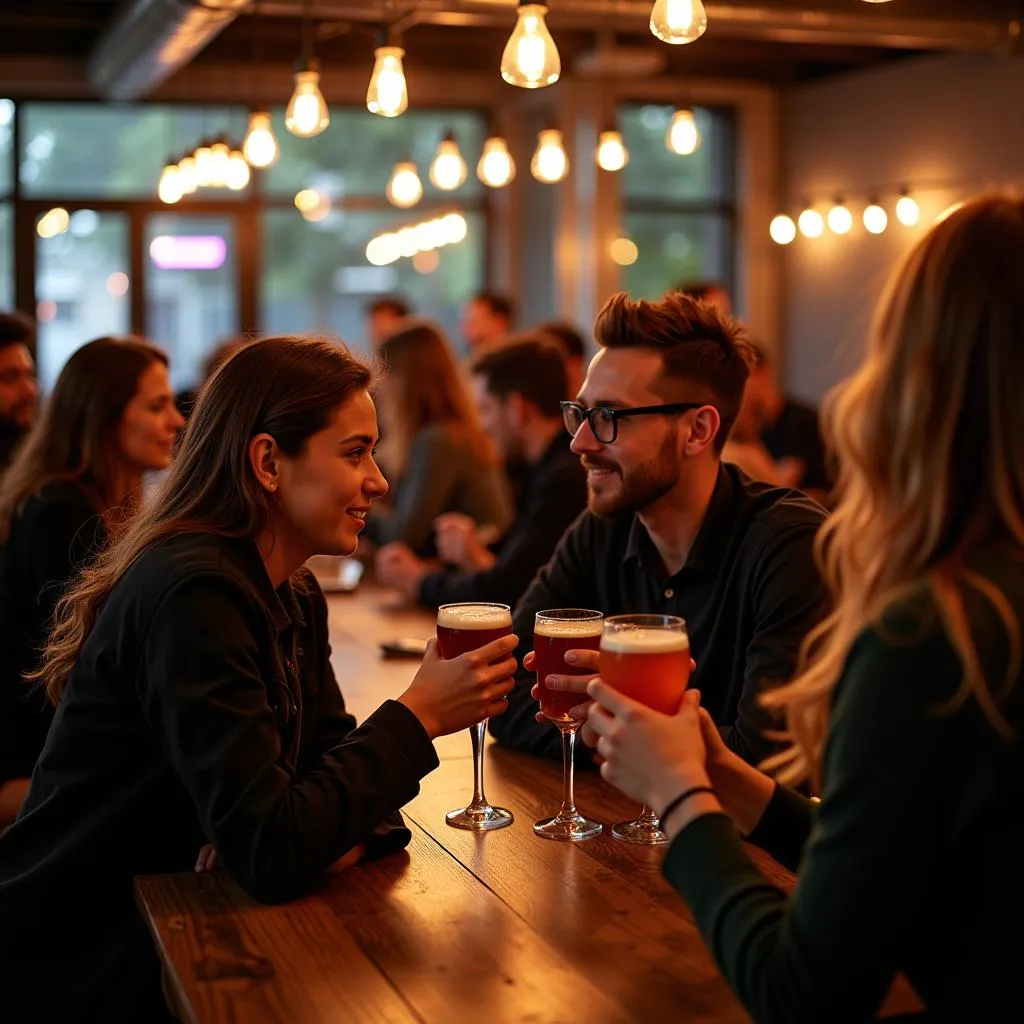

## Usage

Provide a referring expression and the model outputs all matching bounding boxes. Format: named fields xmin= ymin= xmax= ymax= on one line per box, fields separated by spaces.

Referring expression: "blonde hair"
xmin=377 ymin=320 xmax=495 ymax=475
xmin=765 ymin=194 xmax=1024 ymax=790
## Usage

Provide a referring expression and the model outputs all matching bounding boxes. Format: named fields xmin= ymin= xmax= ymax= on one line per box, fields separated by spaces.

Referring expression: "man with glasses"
xmin=490 ymin=290 xmax=826 ymax=766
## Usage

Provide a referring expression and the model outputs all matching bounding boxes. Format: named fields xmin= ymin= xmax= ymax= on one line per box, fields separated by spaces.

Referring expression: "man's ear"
xmin=681 ymin=406 xmax=722 ymax=457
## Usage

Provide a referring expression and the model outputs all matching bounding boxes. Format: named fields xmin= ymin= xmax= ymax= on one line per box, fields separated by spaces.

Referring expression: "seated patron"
xmin=376 ymin=335 xmax=586 ymax=608
xmin=537 ymin=319 xmax=589 ymax=398
xmin=0 ymin=337 xmax=517 ymax=1021
xmin=0 ymin=336 xmax=183 ymax=825
xmin=586 ymin=193 xmax=1024 ymax=1020
xmin=490 ymin=291 xmax=827 ymax=767
xmin=366 ymin=320 xmax=512 ymax=555
xmin=0 ymin=311 xmax=39 ymax=476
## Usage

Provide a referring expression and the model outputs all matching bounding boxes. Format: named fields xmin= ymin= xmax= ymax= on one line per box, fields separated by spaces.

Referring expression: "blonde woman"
xmin=585 ymin=195 xmax=1024 ymax=1019
xmin=368 ymin=320 xmax=512 ymax=554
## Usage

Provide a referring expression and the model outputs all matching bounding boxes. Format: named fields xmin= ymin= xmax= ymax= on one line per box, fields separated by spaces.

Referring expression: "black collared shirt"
xmin=418 ymin=431 xmax=587 ymax=609
xmin=490 ymin=464 xmax=827 ymax=765
xmin=0 ymin=533 xmax=438 ymax=1022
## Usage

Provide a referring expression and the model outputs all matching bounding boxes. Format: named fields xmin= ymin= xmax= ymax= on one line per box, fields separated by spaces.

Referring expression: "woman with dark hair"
xmin=370 ymin=320 xmax=512 ymax=554
xmin=586 ymin=195 xmax=1024 ymax=1018
xmin=0 ymin=335 xmax=183 ymax=824
xmin=0 ymin=336 xmax=518 ymax=1021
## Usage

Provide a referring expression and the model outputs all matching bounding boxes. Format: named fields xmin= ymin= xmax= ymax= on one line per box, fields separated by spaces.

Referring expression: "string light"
xmin=242 ymin=112 xmax=279 ymax=168
xmin=194 ymin=140 xmax=215 ymax=187
xmin=177 ymin=155 xmax=197 ymax=194
xmin=666 ymin=109 xmax=701 ymax=155
xmin=209 ymin=139 xmax=231 ymax=188
xmin=531 ymin=129 xmax=569 ymax=184
xmin=596 ymin=130 xmax=629 ymax=172
xmin=286 ymin=61 xmax=329 ymax=137
xmin=896 ymin=194 xmax=921 ymax=227
xmin=477 ymin=137 xmax=515 ymax=188
xmin=158 ymin=161 xmax=183 ymax=204
xmin=500 ymin=2 xmax=560 ymax=89
xmin=610 ymin=237 xmax=639 ymax=266
xmin=366 ymin=212 xmax=469 ymax=265
xmin=798 ymin=208 xmax=824 ymax=239
xmin=863 ymin=203 xmax=888 ymax=235
xmin=387 ymin=161 xmax=424 ymax=207
xmin=430 ymin=132 xmax=468 ymax=191
xmin=770 ymin=214 xmax=797 ymax=246
xmin=649 ymin=0 xmax=708 ymax=45
xmin=827 ymin=200 xmax=853 ymax=235
xmin=367 ymin=46 xmax=409 ymax=117
xmin=226 ymin=149 xmax=251 ymax=191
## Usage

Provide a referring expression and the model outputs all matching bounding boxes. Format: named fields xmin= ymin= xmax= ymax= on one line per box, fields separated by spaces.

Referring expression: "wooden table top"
xmin=134 ymin=584 xmax=916 ymax=1023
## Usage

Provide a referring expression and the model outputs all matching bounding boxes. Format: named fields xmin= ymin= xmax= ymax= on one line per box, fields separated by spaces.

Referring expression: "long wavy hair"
xmin=0 ymin=336 xmax=167 ymax=543
xmin=376 ymin=320 xmax=495 ymax=475
xmin=765 ymin=195 xmax=1024 ymax=790
xmin=35 ymin=336 xmax=373 ymax=706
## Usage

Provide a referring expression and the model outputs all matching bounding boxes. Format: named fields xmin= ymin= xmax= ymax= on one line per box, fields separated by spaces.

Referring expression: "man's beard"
xmin=583 ymin=428 xmax=680 ymax=519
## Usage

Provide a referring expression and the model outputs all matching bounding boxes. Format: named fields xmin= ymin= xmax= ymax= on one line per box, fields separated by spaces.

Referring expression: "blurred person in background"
xmin=537 ymin=319 xmax=589 ymax=398
xmin=175 ymin=334 xmax=252 ymax=422
xmin=676 ymin=280 xmax=733 ymax=318
xmin=365 ymin=295 xmax=411 ymax=350
xmin=585 ymin=193 xmax=1024 ymax=1022
xmin=461 ymin=290 xmax=514 ymax=354
xmin=377 ymin=335 xmax=586 ymax=608
xmin=366 ymin=320 xmax=512 ymax=556
xmin=0 ymin=311 xmax=39 ymax=476
xmin=0 ymin=336 xmax=183 ymax=825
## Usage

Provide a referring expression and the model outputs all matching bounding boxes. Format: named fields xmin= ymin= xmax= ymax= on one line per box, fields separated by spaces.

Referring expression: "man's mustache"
xmin=581 ymin=457 xmax=619 ymax=474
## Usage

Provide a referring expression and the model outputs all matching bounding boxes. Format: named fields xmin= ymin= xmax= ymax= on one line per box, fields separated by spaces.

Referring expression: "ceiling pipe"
xmin=88 ymin=0 xmax=251 ymax=100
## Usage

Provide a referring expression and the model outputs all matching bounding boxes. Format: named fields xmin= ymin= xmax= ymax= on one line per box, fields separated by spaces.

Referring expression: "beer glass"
xmin=532 ymin=609 xmax=604 ymax=841
xmin=437 ymin=602 xmax=514 ymax=831
xmin=599 ymin=614 xmax=690 ymax=844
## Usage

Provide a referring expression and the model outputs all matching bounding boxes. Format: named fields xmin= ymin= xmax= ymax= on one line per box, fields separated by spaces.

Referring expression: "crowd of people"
xmin=0 ymin=195 xmax=1022 ymax=1020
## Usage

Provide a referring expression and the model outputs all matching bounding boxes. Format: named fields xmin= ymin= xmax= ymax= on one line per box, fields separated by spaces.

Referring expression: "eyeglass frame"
xmin=560 ymin=400 xmax=711 ymax=445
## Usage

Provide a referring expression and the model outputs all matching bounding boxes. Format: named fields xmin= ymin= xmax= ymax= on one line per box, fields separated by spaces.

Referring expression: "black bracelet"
xmin=659 ymin=785 xmax=717 ymax=827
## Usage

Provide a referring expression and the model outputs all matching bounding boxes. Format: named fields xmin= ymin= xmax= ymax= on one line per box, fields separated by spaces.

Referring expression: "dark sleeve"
xmin=743 ymin=783 xmax=816 ymax=873
xmin=418 ymin=460 xmax=586 ymax=610
xmin=723 ymin=519 xmax=826 ymax=765
xmin=794 ymin=407 xmax=831 ymax=492
xmin=303 ymin=581 xmax=415 ymax=862
xmin=488 ymin=512 xmax=594 ymax=760
xmin=371 ymin=428 xmax=464 ymax=551
xmin=138 ymin=572 xmax=440 ymax=904
xmin=662 ymin=618 xmax=965 ymax=1023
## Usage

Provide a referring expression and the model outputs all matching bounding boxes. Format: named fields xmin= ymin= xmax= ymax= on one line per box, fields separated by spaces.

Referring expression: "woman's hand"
xmin=585 ymin=682 xmax=712 ymax=816
xmin=399 ymin=635 xmax=518 ymax=739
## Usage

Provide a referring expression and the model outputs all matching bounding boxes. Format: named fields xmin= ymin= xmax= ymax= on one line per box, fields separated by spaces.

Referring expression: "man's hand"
xmin=376 ymin=542 xmax=429 ymax=601
xmin=526 ymin=647 xmax=599 ymax=726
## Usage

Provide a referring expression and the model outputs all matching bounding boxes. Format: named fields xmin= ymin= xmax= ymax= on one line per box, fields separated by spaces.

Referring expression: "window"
xmin=20 ymin=104 xmax=248 ymax=198
xmin=0 ymin=99 xmax=12 ymax=308
xmin=618 ymin=105 xmax=735 ymax=303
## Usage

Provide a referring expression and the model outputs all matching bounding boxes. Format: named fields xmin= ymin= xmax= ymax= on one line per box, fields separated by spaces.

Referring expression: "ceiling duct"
xmin=88 ymin=0 xmax=251 ymax=100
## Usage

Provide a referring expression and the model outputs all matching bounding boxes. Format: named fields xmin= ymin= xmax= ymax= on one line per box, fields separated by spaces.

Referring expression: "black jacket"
xmin=418 ymin=432 xmax=587 ymax=609
xmin=0 ymin=479 xmax=105 ymax=781
xmin=0 ymin=533 xmax=438 ymax=1022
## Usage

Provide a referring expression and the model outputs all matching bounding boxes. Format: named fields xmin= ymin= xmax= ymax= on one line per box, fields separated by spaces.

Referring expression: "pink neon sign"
xmin=149 ymin=235 xmax=226 ymax=270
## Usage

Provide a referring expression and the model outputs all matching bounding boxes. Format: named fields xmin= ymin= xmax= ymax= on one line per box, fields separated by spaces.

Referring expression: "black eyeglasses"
xmin=560 ymin=400 xmax=708 ymax=445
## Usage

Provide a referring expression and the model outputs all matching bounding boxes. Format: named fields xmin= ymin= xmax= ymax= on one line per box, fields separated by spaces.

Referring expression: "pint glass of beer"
xmin=532 ymin=610 xmax=603 ymax=841
xmin=599 ymin=614 xmax=690 ymax=844
xmin=437 ymin=602 xmax=515 ymax=831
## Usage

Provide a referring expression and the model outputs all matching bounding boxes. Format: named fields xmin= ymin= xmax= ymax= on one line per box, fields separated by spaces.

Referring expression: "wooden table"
xmin=135 ymin=585 xmax=915 ymax=1023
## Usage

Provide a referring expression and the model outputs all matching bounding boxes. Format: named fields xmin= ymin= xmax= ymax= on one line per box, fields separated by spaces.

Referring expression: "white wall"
xmin=783 ymin=52 xmax=1024 ymax=403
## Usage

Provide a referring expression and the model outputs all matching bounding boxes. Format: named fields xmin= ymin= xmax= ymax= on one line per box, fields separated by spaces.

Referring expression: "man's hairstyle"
xmin=0 ymin=311 xmax=36 ymax=350
xmin=366 ymin=296 xmax=410 ymax=319
xmin=470 ymin=334 xmax=568 ymax=419
xmin=593 ymin=290 xmax=753 ymax=451
xmin=537 ymin=320 xmax=587 ymax=360
xmin=472 ymin=290 xmax=516 ymax=324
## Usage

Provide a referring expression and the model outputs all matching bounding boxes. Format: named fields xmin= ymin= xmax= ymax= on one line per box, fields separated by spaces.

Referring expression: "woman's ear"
xmin=248 ymin=433 xmax=281 ymax=494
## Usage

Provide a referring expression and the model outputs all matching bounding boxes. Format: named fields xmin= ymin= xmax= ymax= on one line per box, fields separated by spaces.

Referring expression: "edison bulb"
xmin=430 ymin=134 xmax=468 ymax=191
xmin=770 ymin=214 xmax=797 ymax=246
xmin=477 ymin=137 xmax=515 ymax=188
xmin=209 ymin=141 xmax=231 ymax=188
xmin=798 ymin=208 xmax=824 ymax=239
xmin=193 ymin=143 xmax=215 ymax=187
xmin=650 ymin=0 xmax=708 ymax=45
xmin=387 ymin=161 xmax=423 ymax=208
xmin=242 ymin=111 xmax=279 ymax=168
xmin=500 ymin=3 xmax=560 ymax=89
xmin=666 ymin=109 xmax=701 ymax=155
xmin=610 ymin=237 xmax=639 ymax=266
xmin=226 ymin=150 xmax=251 ymax=191
xmin=531 ymin=129 xmax=569 ymax=184
xmin=158 ymin=163 xmax=182 ymax=204
xmin=367 ymin=46 xmax=408 ymax=117
xmin=286 ymin=65 xmax=330 ymax=138
xmin=441 ymin=212 xmax=468 ymax=244
xmin=596 ymin=130 xmax=629 ymax=172
xmin=177 ymin=155 xmax=197 ymax=194
xmin=863 ymin=204 xmax=888 ymax=235
xmin=896 ymin=195 xmax=920 ymax=227
xmin=828 ymin=202 xmax=853 ymax=235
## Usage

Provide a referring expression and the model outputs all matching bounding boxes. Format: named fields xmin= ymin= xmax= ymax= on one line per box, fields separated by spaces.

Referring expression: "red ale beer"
xmin=599 ymin=621 xmax=691 ymax=715
xmin=535 ymin=614 xmax=603 ymax=723
xmin=436 ymin=603 xmax=513 ymax=660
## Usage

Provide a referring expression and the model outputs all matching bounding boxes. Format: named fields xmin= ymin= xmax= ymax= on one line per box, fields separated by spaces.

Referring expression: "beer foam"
xmin=535 ymin=618 xmax=603 ymax=639
xmin=601 ymin=628 xmax=690 ymax=654
xmin=437 ymin=603 xmax=512 ymax=630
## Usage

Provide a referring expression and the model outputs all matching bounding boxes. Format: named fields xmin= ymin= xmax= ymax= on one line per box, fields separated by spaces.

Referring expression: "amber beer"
xmin=535 ymin=614 xmax=603 ymax=723
xmin=599 ymin=618 xmax=691 ymax=715
xmin=436 ymin=603 xmax=513 ymax=660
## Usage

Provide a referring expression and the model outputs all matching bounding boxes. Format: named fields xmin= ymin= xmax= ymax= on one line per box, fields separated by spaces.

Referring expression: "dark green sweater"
xmin=665 ymin=550 xmax=1024 ymax=1022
